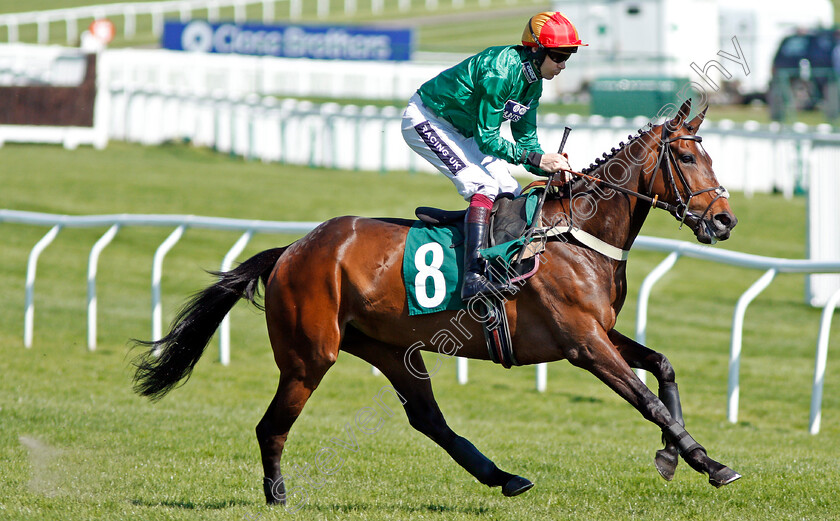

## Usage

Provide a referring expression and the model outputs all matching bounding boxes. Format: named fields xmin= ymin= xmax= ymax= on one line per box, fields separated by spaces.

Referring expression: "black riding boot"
xmin=461 ymin=206 xmax=510 ymax=301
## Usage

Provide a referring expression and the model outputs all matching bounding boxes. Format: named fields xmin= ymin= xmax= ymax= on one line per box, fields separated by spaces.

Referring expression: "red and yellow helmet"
xmin=522 ymin=12 xmax=587 ymax=49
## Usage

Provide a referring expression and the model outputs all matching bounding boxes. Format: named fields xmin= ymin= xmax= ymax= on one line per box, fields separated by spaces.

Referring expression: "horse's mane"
xmin=579 ymin=123 xmax=653 ymax=176
xmin=525 ymin=123 xmax=657 ymax=196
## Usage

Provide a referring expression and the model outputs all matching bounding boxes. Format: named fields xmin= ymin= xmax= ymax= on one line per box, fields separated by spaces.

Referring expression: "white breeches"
xmin=401 ymin=93 xmax=521 ymax=201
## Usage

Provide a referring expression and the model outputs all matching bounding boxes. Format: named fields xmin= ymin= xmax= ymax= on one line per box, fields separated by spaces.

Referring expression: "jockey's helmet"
xmin=522 ymin=12 xmax=587 ymax=65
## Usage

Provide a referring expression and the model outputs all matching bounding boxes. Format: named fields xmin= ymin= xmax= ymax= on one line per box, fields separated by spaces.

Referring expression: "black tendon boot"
xmin=461 ymin=206 xmax=511 ymax=301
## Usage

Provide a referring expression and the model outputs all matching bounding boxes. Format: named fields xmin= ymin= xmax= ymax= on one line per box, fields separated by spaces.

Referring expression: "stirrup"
xmin=461 ymin=272 xmax=513 ymax=301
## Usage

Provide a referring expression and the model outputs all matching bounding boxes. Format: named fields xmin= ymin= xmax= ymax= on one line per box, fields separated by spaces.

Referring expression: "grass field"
xmin=1 ymin=140 xmax=839 ymax=520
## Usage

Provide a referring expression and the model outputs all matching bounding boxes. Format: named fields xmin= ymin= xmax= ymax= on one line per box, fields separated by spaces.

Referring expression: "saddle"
xmin=415 ymin=192 xmax=540 ymax=282
xmin=414 ymin=192 xmax=544 ymax=369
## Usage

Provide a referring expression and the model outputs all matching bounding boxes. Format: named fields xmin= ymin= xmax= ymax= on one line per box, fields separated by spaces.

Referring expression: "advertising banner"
xmin=162 ymin=20 xmax=413 ymax=61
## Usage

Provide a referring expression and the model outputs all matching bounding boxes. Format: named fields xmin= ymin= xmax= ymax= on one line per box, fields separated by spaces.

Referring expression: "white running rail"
xmin=1 ymin=209 xmax=318 ymax=365
xmin=0 ymin=1 xmax=279 ymax=45
xmin=2 ymin=209 xmax=838 ymax=433
xmin=0 ymin=0 xmax=520 ymax=45
xmin=632 ymin=235 xmax=840 ymax=435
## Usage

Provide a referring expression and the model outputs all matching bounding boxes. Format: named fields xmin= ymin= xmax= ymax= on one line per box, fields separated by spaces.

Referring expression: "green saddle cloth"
xmin=402 ymin=189 xmax=542 ymax=316
xmin=403 ymin=221 xmax=466 ymax=316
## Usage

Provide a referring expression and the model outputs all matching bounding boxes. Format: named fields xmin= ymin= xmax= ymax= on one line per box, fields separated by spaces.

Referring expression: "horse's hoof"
xmin=709 ymin=467 xmax=742 ymax=488
xmin=266 ymin=496 xmax=286 ymax=506
xmin=654 ymin=448 xmax=678 ymax=481
xmin=502 ymin=475 xmax=534 ymax=497
xmin=263 ymin=477 xmax=287 ymax=505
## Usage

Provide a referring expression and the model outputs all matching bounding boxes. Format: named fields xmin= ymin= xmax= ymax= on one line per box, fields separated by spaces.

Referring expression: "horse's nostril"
xmin=714 ymin=212 xmax=734 ymax=229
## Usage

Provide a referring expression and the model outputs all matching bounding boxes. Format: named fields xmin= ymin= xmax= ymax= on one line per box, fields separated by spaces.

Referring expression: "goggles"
xmin=545 ymin=48 xmax=573 ymax=63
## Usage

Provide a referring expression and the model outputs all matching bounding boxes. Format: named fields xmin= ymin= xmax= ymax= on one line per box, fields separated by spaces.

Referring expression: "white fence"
xmin=2 ymin=209 xmax=838 ymax=434
xmin=0 ymin=0 xmax=530 ymax=45
xmin=808 ymin=140 xmax=840 ymax=307
xmin=98 ymin=47 xmax=457 ymax=102
xmin=631 ymin=236 xmax=840 ymax=435
xmin=100 ymin=75 xmax=826 ymax=196
xmin=0 ymin=0 xmax=276 ymax=45
xmin=5 ymin=43 xmax=839 ymax=194
xmin=0 ymin=209 xmax=316 ymax=365
xmin=93 ymin=48 xmax=840 ymax=304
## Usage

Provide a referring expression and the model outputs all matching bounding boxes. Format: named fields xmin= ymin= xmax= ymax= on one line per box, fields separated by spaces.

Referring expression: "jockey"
xmin=402 ymin=11 xmax=586 ymax=301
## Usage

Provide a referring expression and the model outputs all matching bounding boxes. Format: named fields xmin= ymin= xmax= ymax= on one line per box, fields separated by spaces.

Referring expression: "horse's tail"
xmin=132 ymin=247 xmax=286 ymax=401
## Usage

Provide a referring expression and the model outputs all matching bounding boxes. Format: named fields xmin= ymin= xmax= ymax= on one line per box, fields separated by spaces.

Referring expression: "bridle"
xmin=652 ymin=122 xmax=729 ymax=230
xmin=562 ymin=122 xmax=729 ymax=232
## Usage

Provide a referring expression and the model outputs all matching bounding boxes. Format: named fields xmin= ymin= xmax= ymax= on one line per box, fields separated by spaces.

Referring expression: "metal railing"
xmin=2 ymin=209 xmax=838 ymax=434
xmin=631 ymin=236 xmax=840 ymax=435
xmin=0 ymin=209 xmax=317 ymax=365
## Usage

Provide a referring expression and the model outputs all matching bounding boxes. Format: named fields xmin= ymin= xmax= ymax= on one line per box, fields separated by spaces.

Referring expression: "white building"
xmin=552 ymin=0 xmax=833 ymax=98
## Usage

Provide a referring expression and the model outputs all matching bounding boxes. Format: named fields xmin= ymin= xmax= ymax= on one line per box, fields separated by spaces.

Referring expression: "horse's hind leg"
xmin=257 ymin=305 xmax=339 ymax=505
xmin=569 ymin=326 xmax=740 ymax=488
xmin=608 ymin=330 xmax=682 ymax=481
xmin=342 ymin=330 xmax=533 ymax=497
xmin=257 ymin=366 xmax=331 ymax=506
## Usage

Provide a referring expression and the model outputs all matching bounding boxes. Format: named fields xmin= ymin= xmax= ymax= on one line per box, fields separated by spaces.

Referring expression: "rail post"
xmin=24 ymin=225 xmax=62 ymax=348
xmin=810 ymin=286 xmax=840 ymax=434
xmin=218 ymin=230 xmax=253 ymax=366
xmin=728 ymin=268 xmax=777 ymax=423
xmin=87 ymin=224 xmax=120 ymax=351
xmin=151 ymin=225 xmax=186 ymax=351
xmin=635 ymin=251 xmax=680 ymax=384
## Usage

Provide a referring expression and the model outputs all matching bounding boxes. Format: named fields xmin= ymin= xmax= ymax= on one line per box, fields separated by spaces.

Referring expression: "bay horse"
xmin=133 ymin=98 xmax=740 ymax=505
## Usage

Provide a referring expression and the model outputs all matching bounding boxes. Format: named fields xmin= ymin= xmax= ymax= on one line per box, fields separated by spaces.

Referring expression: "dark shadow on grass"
xmin=416 ymin=503 xmax=492 ymax=514
xmin=305 ymin=501 xmax=492 ymax=516
xmin=528 ymin=389 xmax=604 ymax=404
xmin=569 ymin=394 xmax=602 ymax=404
xmin=131 ymin=498 xmax=253 ymax=509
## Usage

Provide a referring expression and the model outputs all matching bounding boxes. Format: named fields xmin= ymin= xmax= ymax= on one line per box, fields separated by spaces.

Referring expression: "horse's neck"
xmin=557 ymin=135 xmax=656 ymax=253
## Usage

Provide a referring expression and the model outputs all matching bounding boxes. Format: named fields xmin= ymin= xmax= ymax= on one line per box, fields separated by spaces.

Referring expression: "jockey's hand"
xmin=540 ymin=152 xmax=572 ymax=182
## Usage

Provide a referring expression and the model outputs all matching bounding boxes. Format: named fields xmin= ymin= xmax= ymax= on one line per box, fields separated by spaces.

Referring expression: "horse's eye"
xmin=680 ymin=154 xmax=695 ymax=164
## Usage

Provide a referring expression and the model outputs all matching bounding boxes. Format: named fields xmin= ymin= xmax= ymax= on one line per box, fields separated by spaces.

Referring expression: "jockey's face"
xmin=540 ymin=52 xmax=567 ymax=80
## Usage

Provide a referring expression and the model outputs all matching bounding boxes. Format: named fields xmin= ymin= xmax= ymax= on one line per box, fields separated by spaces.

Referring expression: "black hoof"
xmin=264 ymin=477 xmax=287 ymax=505
xmin=655 ymin=448 xmax=678 ymax=481
xmin=502 ymin=475 xmax=534 ymax=497
xmin=709 ymin=467 xmax=742 ymax=488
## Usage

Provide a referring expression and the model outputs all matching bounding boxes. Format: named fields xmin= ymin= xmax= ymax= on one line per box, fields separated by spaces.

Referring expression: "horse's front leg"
xmin=567 ymin=326 xmax=741 ymax=488
xmin=608 ymin=329 xmax=682 ymax=481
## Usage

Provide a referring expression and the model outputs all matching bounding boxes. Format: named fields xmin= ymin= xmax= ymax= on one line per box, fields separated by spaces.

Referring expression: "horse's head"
xmin=647 ymin=99 xmax=737 ymax=244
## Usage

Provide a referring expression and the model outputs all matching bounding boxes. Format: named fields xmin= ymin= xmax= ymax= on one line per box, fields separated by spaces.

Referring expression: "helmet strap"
xmin=528 ymin=19 xmax=543 ymax=49
xmin=527 ymin=18 xmax=548 ymax=69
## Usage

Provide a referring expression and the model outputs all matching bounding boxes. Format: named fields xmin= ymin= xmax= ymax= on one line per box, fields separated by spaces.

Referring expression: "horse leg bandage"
xmin=663 ymin=423 xmax=704 ymax=455
xmin=659 ymin=382 xmax=684 ymax=426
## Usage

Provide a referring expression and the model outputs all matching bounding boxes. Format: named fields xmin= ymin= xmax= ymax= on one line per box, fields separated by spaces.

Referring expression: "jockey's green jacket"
xmin=417 ymin=45 xmax=545 ymax=172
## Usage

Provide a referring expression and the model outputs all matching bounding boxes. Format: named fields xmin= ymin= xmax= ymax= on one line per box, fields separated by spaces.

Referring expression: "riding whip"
xmin=514 ymin=127 xmax=573 ymax=266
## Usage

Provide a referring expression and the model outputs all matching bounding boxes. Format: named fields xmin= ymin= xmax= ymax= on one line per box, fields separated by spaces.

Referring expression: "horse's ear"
xmin=669 ymin=98 xmax=692 ymax=130
xmin=687 ymin=105 xmax=709 ymax=132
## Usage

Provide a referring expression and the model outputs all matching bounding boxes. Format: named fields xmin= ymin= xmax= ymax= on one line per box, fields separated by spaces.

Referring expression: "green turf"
xmin=1 ymin=140 xmax=839 ymax=520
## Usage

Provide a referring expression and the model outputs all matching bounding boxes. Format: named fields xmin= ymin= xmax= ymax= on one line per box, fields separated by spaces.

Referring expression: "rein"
xmin=559 ymin=126 xmax=728 ymax=230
